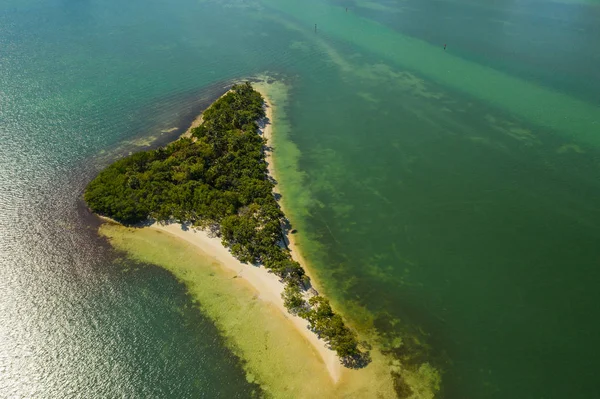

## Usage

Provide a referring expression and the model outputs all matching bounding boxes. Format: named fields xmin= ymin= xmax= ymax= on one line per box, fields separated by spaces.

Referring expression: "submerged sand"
xmin=254 ymin=84 xmax=312 ymax=287
xmin=97 ymin=80 xmax=408 ymax=398
xmin=101 ymin=221 xmax=398 ymax=398
xmin=150 ymin=222 xmax=342 ymax=382
xmin=152 ymin=83 xmax=342 ymax=381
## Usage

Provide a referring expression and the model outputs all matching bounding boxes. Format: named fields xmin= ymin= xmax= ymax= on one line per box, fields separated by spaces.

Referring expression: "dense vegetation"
xmin=85 ymin=83 xmax=367 ymax=363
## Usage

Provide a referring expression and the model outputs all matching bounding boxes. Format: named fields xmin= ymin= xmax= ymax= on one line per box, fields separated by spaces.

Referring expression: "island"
xmin=86 ymin=82 xmax=365 ymax=358
xmin=85 ymin=82 xmax=439 ymax=398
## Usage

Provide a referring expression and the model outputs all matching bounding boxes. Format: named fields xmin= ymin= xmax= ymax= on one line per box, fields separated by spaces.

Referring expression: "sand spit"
xmin=145 ymin=86 xmax=341 ymax=382
xmin=96 ymin=84 xmax=338 ymax=382
xmin=150 ymin=222 xmax=342 ymax=382
xmin=97 ymin=80 xmax=406 ymax=398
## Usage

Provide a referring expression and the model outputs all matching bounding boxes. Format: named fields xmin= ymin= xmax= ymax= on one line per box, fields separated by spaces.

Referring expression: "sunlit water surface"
xmin=1 ymin=0 xmax=599 ymax=397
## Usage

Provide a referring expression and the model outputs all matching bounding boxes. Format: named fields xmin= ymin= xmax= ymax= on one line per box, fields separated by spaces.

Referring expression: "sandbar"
xmin=145 ymin=88 xmax=342 ymax=382
xmin=150 ymin=222 xmax=342 ymax=382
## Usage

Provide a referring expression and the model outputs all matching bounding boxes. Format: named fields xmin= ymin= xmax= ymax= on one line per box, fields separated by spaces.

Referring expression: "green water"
xmin=1 ymin=0 xmax=599 ymax=397
xmin=265 ymin=1 xmax=600 ymax=397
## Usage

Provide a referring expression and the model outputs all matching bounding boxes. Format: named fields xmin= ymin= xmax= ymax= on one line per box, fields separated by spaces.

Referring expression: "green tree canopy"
xmin=84 ymin=82 xmax=363 ymax=362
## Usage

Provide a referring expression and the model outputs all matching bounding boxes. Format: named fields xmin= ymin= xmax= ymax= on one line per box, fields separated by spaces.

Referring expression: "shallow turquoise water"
xmin=1 ymin=0 xmax=599 ymax=397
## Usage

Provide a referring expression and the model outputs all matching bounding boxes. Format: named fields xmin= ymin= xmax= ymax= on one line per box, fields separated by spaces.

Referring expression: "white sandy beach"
xmin=255 ymin=86 xmax=314 ymax=290
xmin=179 ymin=114 xmax=203 ymax=139
xmin=180 ymin=89 xmax=233 ymax=139
xmin=147 ymin=91 xmax=342 ymax=383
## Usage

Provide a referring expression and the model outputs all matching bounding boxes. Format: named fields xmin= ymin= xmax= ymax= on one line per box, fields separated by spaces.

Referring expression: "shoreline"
xmin=179 ymin=114 xmax=203 ymax=139
xmin=150 ymin=222 xmax=342 ymax=382
xmin=254 ymin=85 xmax=316 ymax=292
xmin=178 ymin=88 xmax=232 ymax=140
xmin=92 ymin=81 xmax=438 ymax=397
xmin=121 ymin=85 xmax=342 ymax=383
